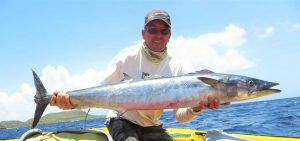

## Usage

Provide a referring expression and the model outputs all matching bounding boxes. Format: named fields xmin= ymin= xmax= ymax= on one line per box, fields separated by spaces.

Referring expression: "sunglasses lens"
xmin=147 ymin=28 xmax=170 ymax=35
xmin=160 ymin=29 xmax=170 ymax=35
xmin=148 ymin=28 xmax=160 ymax=34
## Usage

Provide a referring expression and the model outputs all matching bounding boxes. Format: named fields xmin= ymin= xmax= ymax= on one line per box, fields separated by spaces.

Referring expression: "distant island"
xmin=0 ymin=110 xmax=105 ymax=129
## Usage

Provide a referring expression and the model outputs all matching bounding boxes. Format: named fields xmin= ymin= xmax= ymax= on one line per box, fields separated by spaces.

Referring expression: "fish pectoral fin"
xmin=197 ymin=77 xmax=225 ymax=87
xmin=142 ymin=72 xmax=150 ymax=79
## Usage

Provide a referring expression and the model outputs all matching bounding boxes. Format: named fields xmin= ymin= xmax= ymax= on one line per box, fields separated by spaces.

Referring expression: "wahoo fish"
xmin=31 ymin=70 xmax=281 ymax=128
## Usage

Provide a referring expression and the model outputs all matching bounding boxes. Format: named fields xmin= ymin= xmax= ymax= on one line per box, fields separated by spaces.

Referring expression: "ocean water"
xmin=1 ymin=97 xmax=299 ymax=139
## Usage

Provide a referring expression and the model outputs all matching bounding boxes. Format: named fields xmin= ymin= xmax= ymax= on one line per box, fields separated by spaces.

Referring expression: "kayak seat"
xmin=20 ymin=128 xmax=112 ymax=141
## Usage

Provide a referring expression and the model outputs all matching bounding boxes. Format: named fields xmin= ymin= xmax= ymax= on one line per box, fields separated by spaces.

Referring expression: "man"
xmin=50 ymin=8 xmax=228 ymax=141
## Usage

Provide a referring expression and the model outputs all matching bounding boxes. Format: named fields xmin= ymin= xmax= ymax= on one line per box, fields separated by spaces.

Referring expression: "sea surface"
xmin=1 ymin=97 xmax=300 ymax=139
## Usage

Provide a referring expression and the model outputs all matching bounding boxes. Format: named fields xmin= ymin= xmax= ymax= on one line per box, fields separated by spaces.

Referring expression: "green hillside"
xmin=0 ymin=110 xmax=105 ymax=129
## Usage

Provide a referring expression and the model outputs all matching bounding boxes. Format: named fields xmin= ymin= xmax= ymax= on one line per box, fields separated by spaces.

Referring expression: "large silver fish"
xmin=31 ymin=70 xmax=281 ymax=128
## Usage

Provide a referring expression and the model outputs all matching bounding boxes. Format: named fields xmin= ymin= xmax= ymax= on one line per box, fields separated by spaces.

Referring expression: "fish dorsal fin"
xmin=197 ymin=77 xmax=225 ymax=87
xmin=189 ymin=69 xmax=215 ymax=75
xmin=121 ymin=73 xmax=132 ymax=82
xmin=196 ymin=69 xmax=215 ymax=74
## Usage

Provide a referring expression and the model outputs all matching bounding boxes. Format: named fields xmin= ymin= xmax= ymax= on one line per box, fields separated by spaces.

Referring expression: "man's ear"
xmin=141 ymin=29 xmax=146 ymax=39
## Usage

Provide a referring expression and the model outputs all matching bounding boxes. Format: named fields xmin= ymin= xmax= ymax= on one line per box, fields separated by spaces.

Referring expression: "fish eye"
xmin=248 ymin=80 xmax=255 ymax=87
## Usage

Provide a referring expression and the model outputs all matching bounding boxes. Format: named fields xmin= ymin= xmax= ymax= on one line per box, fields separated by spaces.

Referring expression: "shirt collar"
xmin=142 ymin=42 xmax=168 ymax=63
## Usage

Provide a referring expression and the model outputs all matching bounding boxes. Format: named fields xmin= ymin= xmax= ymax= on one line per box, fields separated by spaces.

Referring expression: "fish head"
xmin=224 ymin=75 xmax=281 ymax=101
xmin=198 ymin=74 xmax=281 ymax=102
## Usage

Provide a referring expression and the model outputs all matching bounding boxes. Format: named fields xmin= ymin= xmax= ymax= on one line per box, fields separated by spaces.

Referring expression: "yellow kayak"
xmin=166 ymin=128 xmax=300 ymax=141
xmin=1 ymin=128 xmax=299 ymax=141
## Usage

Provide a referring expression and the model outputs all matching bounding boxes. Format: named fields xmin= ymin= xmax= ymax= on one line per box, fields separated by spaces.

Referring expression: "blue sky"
xmin=0 ymin=0 xmax=299 ymax=121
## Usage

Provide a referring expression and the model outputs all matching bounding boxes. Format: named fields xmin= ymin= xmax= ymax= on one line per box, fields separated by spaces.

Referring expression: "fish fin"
xmin=122 ymin=73 xmax=132 ymax=81
xmin=197 ymin=77 xmax=225 ymax=87
xmin=196 ymin=69 xmax=215 ymax=74
xmin=142 ymin=72 xmax=150 ymax=79
xmin=32 ymin=70 xmax=50 ymax=128
xmin=32 ymin=102 xmax=48 ymax=128
xmin=189 ymin=69 xmax=215 ymax=75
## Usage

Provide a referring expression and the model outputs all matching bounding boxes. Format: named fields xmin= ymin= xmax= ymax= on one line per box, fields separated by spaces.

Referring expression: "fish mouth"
xmin=261 ymin=89 xmax=281 ymax=94
xmin=270 ymin=82 xmax=279 ymax=87
xmin=258 ymin=82 xmax=281 ymax=95
xmin=248 ymin=89 xmax=281 ymax=100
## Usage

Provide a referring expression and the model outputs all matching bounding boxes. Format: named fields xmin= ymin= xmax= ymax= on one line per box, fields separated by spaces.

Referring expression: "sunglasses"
xmin=145 ymin=27 xmax=170 ymax=35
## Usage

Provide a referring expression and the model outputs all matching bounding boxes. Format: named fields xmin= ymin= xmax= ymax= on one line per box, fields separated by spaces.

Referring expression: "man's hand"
xmin=192 ymin=96 xmax=230 ymax=112
xmin=49 ymin=90 xmax=74 ymax=110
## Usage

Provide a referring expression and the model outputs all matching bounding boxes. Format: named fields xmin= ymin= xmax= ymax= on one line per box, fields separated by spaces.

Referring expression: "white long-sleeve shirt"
xmin=101 ymin=43 xmax=201 ymax=127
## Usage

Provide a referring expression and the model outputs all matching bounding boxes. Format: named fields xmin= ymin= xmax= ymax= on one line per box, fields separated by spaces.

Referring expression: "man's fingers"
xmin=55 ymin=91 xmax=65 ymax=108
xmin=50 ymin=90 xmax=74 ymax=109
xmin=60 ymin=95 xmax=68 ymax=109
xmin=62 ymin=94 xmax=73 ymax=110
xmin=53 ymin=91 xmax=59 ymax=96
xmin=207 ymin=97 xmax=222 ymax=109
xmin=56 ymin=93 xmax=62 ymax=108
xmin=195 ymin=101 xmax=206 ymax=112
xmin=208 ymin=97 xmax=214 ymax=109
xmin=195 ymin=97 xmax=230 ymax=111
xmin=199 ymin=101 xmax=206 ymax=109
xmin=49 ymin=95 xmax=57 ymax=106
xmin=50 ymin=91 xmax=60 ymax=106
xmin=221 ymin=102 xmax=231 ymax=106
xmin=214 ymin=98 xmax=220 ymax=109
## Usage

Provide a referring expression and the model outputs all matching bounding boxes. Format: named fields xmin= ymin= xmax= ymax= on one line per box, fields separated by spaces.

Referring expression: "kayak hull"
xmin=1 ymin=128 xmax=299 ymax=141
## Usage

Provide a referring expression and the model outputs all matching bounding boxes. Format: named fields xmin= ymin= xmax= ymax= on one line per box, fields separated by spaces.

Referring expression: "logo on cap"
xmin=145 ymin=9 xmax=171 ymax=27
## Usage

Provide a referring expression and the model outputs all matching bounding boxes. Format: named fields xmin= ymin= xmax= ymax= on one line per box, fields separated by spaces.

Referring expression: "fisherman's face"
xmin=142 ymin=20 xmax=171 ymax=52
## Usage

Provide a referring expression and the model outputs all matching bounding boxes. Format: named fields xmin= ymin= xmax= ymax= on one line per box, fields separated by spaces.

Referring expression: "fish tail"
xmin=31 ymin=70 xmax=50 ymax=129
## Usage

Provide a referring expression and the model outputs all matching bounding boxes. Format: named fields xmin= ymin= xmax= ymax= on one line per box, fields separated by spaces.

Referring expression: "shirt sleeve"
xmin=172 ymin=60 xmax=202 ymax=123
xmin=173 ymin=107 xmax=202 ymax=123
xmin=100 ymin=55 xmax=124 ymax=85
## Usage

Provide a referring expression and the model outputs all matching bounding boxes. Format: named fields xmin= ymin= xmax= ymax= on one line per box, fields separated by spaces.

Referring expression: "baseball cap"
xmin=144 ymin=9 xmax=171 ymax=27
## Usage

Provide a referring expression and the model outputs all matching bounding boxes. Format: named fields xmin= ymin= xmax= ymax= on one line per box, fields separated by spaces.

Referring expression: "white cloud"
xmin=168 ymin=24 xmax=255 ymax=72
xmin=41 ymin=65 xmax=106 ymax=91
xmin=0 ymin=66 xmax=109 ymax=122
xmin=0 ymin=84 xmax=35 ymax=122
xmin=0 ymin=24 xmax=256 ymax=122
xmin=291 ymin=23 xmax=300 ymax=31
xmin=259 ymin=26 xmax=274 ymax=39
